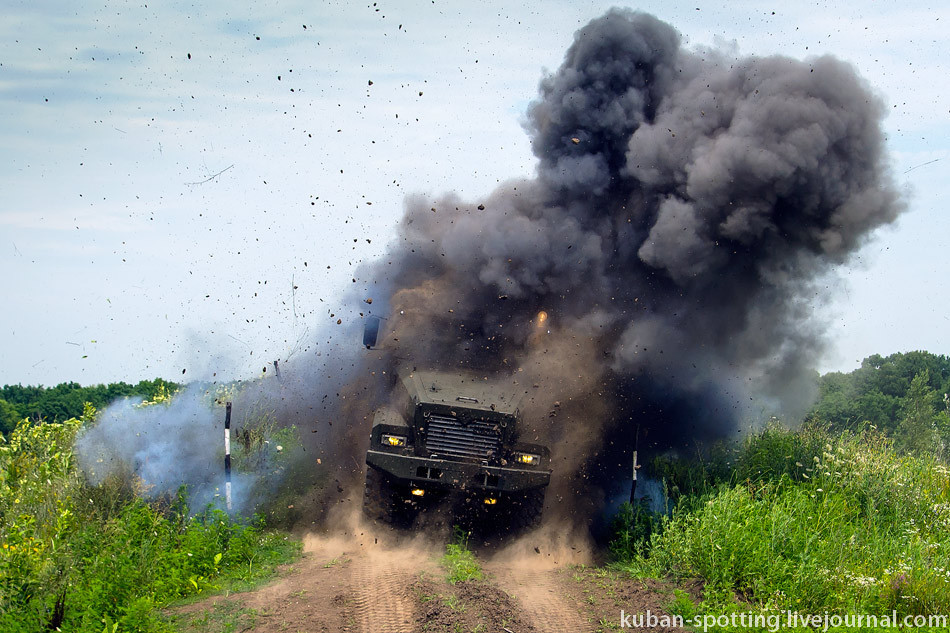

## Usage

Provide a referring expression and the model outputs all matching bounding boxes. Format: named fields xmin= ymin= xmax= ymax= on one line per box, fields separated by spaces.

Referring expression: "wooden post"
xmin=225 ymin=402 xmax=232 ymax=510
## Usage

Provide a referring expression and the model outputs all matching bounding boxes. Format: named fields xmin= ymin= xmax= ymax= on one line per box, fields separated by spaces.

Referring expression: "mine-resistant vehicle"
xmin=363 ymin=370 xmax=551 ymax=530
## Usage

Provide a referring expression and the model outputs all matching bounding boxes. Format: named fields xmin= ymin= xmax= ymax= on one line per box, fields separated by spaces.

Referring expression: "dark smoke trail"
xmin=358 ymin=9 xmax=903 ymax=522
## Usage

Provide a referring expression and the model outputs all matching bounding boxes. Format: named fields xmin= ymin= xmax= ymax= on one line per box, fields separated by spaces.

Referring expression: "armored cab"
xmin=363 ymin=370 xmax=551 ymax=530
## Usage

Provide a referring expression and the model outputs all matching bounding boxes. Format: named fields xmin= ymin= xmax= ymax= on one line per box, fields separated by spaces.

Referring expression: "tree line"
xmin=2 ymin=350 xmax=949 ymax=449
xmin=0 ymin=378 xmax=179 ymax=436
xmin=808 ymin=350 xmax=950 ymax=453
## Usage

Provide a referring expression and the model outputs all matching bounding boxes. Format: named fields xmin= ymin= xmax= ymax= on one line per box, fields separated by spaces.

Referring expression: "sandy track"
xmin=173 ymin=525 xmax=601 ymax=632
xmin=481 ymin=524 xmax=596 ymax=632
xmin=340 ymin=542 xmax=419 ymax=633
xmin=486 ymin=565 xmax=594 ymax=633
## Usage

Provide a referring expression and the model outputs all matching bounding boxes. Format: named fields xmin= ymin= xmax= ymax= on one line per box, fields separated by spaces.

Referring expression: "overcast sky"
xmin=1 ymin=0 xmax=947 ymax=387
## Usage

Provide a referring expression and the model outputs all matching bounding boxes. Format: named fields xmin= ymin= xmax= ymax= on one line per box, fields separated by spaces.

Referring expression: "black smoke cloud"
xmin=76 ymin=10 xmax=904 ymax=526
xmin=362 ymin=9 xmax=902 ymax=496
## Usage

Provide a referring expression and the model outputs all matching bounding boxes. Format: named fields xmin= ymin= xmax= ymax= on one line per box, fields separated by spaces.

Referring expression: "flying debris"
xmin=75 ymin=9 xmax=904 ymax=534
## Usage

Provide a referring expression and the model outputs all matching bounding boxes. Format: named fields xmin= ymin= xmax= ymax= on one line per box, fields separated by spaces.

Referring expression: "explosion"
xmin=356 ymin=9 xmax=903 ymax=520
xmin=77 ymin=10 xmax=903 ymax=531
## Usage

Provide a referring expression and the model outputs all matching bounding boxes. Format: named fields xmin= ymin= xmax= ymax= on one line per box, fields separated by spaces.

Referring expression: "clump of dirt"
xmin=412 ymin=578 xmax=538 ymax=633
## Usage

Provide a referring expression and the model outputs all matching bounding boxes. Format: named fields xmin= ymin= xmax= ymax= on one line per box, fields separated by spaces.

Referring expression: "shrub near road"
xmin=0 ymin=408 xmax=298 ymax=633
xmin=617 ymin=426 xmax=950 ymax=631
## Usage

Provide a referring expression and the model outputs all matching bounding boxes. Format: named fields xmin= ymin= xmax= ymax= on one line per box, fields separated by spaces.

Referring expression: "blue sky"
xmin=1 ymin=0 xmax=947 ymax=386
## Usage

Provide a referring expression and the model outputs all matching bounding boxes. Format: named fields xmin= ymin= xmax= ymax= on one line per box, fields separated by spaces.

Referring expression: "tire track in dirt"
xmin=172 ymin=526 xmax=434 ymax=633
xmin=173 ymin=521 xmax=595 ymax=632
xmin=341 ymin=549 xmax=418 ymax=633
xmin=486 ymin=564 xmax=594 ymax=632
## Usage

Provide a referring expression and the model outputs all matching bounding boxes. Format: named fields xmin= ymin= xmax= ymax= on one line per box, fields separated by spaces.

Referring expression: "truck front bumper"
xmin=366 ymin=450 xmax=550 ymax=493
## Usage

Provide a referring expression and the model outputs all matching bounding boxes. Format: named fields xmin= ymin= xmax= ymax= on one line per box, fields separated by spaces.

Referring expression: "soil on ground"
xmin=167 ymin=524 xmax=695 ymax=633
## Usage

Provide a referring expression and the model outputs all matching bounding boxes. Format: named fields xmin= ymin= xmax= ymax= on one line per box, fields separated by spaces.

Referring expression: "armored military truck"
xmin=363 ymin=370 xmax=551 ymax=530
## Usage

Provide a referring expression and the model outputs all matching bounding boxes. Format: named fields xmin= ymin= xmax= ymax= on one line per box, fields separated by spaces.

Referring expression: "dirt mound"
xmin=412 ymin=579 xmax=537 ymax=633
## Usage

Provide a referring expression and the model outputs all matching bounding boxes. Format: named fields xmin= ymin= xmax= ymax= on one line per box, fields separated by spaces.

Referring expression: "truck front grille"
xmin=425 ymin=414 xmax=501 ymax=461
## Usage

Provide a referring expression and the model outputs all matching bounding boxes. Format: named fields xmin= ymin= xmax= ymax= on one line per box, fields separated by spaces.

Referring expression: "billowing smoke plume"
xmin=362 ymin=9 xmax=902 ymax=509
xmin=76 ymin=386 xmax=248 ymax=510
xmin=76 ymin=10 xmax=903 ymax=527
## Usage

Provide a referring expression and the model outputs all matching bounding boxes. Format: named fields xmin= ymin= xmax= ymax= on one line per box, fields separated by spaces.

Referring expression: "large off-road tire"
xmin=362 ymin=466 xmax=397 ymax=525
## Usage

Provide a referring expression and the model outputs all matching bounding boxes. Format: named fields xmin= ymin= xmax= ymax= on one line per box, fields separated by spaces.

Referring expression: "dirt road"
xmin=170 ymin=527 xmax=687 ymax=633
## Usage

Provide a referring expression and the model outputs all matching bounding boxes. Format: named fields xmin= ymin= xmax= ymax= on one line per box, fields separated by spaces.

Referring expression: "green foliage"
xmin=665 ymin=588 xmax=698 ymax=621
xmin=608 ymin=502 xmax=661 ymax=562
xmin=0 ymin=414 xmax=300 ymax=633
xmin=620 ymin=426 xmax=950 ymax=625
xmin=652 ymin=440 xmax=737 ymax=505
xmin=898 ymin=371 xmax=940 ymax=454
xmin=441 ymin=528 xmax=483 ymax=584
xmin=0 ymin=399 xmax=21 ymax=438
xmin=0 ymin=378 xmax=180 ymax=423
xmin=809 ymin=351 xmax=950 ymax=437
xmin=734 ymin=420 xmax=830 ymax=485
xmin=651 ymin=421 xmax=830 ymax=507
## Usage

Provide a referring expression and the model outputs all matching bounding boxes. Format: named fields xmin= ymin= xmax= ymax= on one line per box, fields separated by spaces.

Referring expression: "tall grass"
xmin=615 ymin=425 xmax=950 ymax=626
xmin=0 ymin=415 xmax=299 ymax=633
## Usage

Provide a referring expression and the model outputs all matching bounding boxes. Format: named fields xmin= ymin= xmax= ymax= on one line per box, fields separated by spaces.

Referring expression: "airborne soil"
xmin=168 ymin=522 xmax=692 ymax=633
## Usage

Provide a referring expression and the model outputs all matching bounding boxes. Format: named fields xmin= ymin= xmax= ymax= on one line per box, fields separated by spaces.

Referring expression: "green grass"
xmin=441 ymin=528 xmax=483 ymax=584
xmin=0 ymin=413 xmax=301 ymax=633
xmin=167 ymin=601 xmax=262 ymax=633
xmin=612 ymin=425 xmax=950 ymax=631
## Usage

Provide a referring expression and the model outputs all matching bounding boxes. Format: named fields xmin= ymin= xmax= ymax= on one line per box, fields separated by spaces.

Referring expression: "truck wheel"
xmin=362 ymin=466 xmax=396 ymax=524
xmin=507 ymin=487 xmax=545 ymax=533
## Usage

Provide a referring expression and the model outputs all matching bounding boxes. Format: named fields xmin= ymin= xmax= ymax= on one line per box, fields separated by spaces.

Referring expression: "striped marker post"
xmin=629 ymin=425 xmax=640 ymax=505
xmin=225 ymin=401 xmax=232 ymax=510
xmin=630 ymin=449 xmax=638 ymax=504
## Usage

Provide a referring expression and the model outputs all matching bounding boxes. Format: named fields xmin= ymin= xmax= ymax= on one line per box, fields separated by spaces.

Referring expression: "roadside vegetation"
xmin=0 ymin=395 xmax=300 ymax=633
xmin=440 ymin=528 xmax=483 ymax=584
xmin=609 ymin=351 xmax=950 ymax=631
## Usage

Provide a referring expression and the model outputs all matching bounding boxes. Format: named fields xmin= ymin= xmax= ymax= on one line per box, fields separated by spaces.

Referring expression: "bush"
xmin=608 ymin=501 xmax=661 ymax=563
xmin=621 ymin=426 xmax=950 ymax=622
xmin=0 ymin=417 xmax=299 ymax=633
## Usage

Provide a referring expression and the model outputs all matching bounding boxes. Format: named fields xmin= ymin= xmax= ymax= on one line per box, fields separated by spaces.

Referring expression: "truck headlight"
xmin=381 ymin=434 xmax=407 ymax=447
xmin=514 ymin=452 xmax=540 ymax=465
